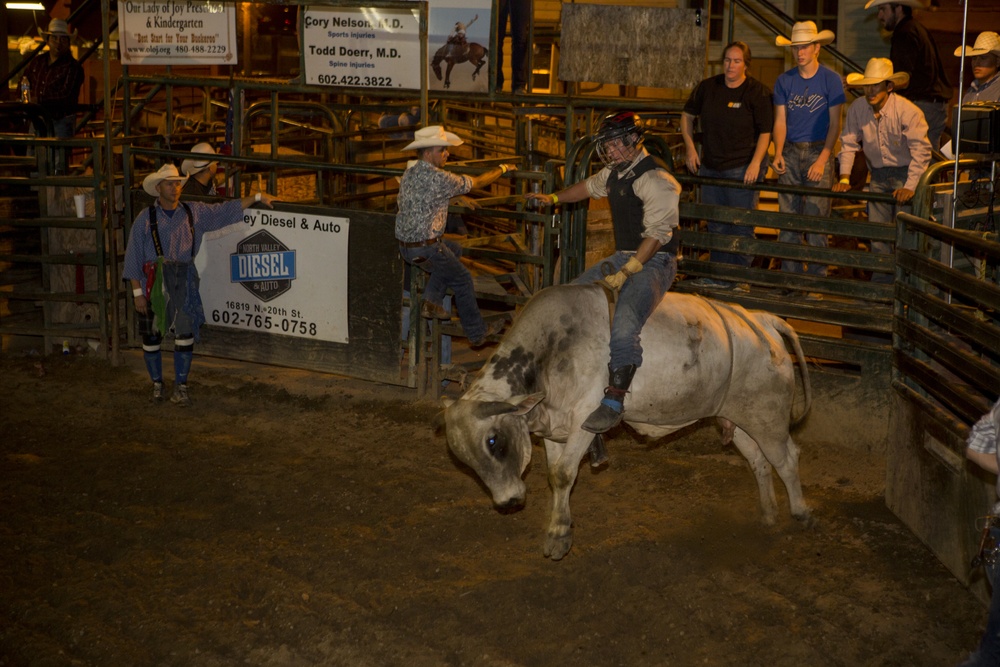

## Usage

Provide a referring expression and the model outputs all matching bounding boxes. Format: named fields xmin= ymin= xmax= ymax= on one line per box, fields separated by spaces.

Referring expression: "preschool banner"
xmin=119 ymin=0 xmax=238 ymax=65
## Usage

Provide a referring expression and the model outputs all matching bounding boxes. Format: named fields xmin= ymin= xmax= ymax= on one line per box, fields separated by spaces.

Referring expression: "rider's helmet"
xmin=594 ymin=111 xmax=644 ymax=171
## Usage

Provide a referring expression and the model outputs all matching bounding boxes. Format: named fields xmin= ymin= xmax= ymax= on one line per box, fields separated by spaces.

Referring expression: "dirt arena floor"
xmin=0 ymin=350 xmax=990 ymax=666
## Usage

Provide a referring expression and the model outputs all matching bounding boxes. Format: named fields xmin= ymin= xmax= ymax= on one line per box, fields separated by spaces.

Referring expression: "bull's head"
xmin=442 ymin=392 xmax=545 ymax=510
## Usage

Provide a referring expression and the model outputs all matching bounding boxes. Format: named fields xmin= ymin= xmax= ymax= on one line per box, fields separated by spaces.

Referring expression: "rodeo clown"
xmin=123 ymin=164 xmax=278 ymax=405
xmin=526 ymin=111 xmax=682 ymax=433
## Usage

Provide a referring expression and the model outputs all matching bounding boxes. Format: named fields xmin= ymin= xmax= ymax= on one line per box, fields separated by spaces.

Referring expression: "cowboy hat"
xmin=181 ymin=142 xmax=218 ymax=176
xmin=864 ymin=0 xmax=928 ymax=9
xmin=775 ymin=21 xmax=835 ymax=47
xmin=402 ymin=126 xmax=463 ymax=151
xmin=42 ymin=19 xmax=72 ymax=37
xmin=142 ymin=164 xmax=187 ymax=197
xmin=954 ymin=32 xmax=1000 ymax=57
xmin=846 ymin=57 xmax=910 ymax=88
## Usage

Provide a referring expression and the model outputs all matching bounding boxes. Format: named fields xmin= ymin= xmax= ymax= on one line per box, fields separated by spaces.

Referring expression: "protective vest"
xmin=607 ymin=155 xmax=679 ymax=255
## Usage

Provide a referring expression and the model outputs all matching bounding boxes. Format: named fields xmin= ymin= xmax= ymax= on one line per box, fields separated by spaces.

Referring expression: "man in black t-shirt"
xmin=681 ymin=41 xmax=773 ymax=288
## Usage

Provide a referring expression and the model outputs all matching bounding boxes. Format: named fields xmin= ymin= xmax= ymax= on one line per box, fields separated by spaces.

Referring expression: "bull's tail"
xmin=770 ymin=316 xmax=812 ymax=427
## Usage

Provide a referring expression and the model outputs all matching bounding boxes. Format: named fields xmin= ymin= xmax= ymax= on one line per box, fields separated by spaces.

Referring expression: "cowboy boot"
xmin=581 ymin=364 xmax=637 ymax=434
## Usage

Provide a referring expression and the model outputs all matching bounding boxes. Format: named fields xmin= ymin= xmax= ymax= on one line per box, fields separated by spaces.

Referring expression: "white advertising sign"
xmin=195 ymin=209 xmax=350 ymax=344
xmin=302 ymin=6 xmax=421 ymax=90
xmin=119 ymin=0 xmax=237 ymax=65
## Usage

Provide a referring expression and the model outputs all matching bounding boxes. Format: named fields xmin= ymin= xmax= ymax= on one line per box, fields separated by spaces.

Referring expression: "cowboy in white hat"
xmin=771 ymin=20 xmax=845 ymax=292
xmin=181 ymin=142 xmax=220 ymax=196
xmin=834 ymin=58 xmax=930 ymax=283
xmin=395 ymin=126 xmax=514 ymax=348
xmin=22 ymin=18 xmax=84 ymax=170
xmin=124 ymin=164 xmax=278 ymax=405
xmin=867 ymin=0 xmax=951 ymax=149
xmin=955 ymin=32 xmax=1000 ymax=103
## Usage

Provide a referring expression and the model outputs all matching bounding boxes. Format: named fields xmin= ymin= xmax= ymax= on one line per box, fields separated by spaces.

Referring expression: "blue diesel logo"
xmin=231 ymin=230 xmax=295 ymax=302
xmin=230 ymin=251 xmax=297 ymax=282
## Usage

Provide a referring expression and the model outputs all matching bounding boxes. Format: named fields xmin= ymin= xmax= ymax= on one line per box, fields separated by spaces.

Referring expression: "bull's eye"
xmin=486 ymin=431 xmax=507 ymax=459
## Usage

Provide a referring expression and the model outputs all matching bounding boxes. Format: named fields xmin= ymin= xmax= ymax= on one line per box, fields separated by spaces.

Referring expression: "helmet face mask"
xmin=595 ymin=112 xmax=644 ymax=170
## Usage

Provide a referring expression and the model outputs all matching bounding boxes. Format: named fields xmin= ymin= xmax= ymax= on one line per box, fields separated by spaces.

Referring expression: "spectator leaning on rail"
xmin=961 ymin=398 xmax=1000 ymax=667
xmin=955 ymin=32 xmax=1000 ymax=104
xmin=866 ymin=0 xmax=952 ymax=150
xmin=832 ymin=58 xmax=930 ymax=285
xmin=526 ymin=112 xmax=682 ymax=435
xmin=395 ymin=126 xmax=515 ymax=348
xmin=181 ymin=142 xmax=220 ymax=196
xmin=771 ymin=21 xmax=845 ymax=297
xmin=681 ymin=40 xmax=773 ymax=291
xmin=123 ymin=164 xmax=278 ymax=406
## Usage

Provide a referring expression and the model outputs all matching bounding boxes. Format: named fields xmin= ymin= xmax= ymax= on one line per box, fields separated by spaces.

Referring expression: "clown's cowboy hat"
xmin=954 ymin=32 xmax=1000 ymax=57
xmin=846 ymin=58 xmax=910 ymax=88
xmin=181 ymin=142 xmax=218 ymax=176
xmin=864 ymin=0 xmax=927 ymax=9
xmin=775 ymin=21 xmax=835 ymax=47
xmin=42 ymin=19 xmax=72 ymax=37
xmin=402 ymin=126 xmax=463 ymax=151
xmin=142 ymin=164 xmax=187 ymax=197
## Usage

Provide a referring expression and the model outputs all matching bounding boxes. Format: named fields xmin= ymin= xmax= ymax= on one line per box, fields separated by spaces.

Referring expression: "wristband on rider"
xmin=133 ymin=287 xmax=143 ymax=298
xmin=499 ymin=164 xmax=508 ymax=175
xmin=839 ymin=177 xmax=850 ymax=185
xmin=551 ymin=193 xmax=559 ymax=205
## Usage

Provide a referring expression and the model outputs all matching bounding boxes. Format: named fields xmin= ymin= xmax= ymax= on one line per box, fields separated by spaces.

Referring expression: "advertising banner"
xmin=119 ymin=0 xmax=238 ymax=65
xmin=302 ymin=6 xmax=421 ymax=90
xmin=195 ymin=209 xmax=350 ymax=344
xmin=427 ymin=0 xmax=492 ymax=93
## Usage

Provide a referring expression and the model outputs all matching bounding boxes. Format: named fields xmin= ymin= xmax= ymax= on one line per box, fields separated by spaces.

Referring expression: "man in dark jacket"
xmin=867 ymin=0 xmax=952 ymax=149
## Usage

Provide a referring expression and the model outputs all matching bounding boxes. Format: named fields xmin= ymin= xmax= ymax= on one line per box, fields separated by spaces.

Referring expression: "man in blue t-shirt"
xmin=772 ymin=21 xmax=846 ymax=292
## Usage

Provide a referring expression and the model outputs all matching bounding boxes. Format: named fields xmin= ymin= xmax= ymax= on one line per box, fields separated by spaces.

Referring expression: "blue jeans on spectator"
xmin=960 ymin=525 xmax=1000 ymax=667
xmin=700 ymin=163 xmax=763 ymax=268
xmin=778 ymin=141 xmax=831 ymax=277
xmin=400 ymin=238 xmax=486 ymax=342
xmin=497 ymin=0 xmax=531 ymax=92
xmin=868 ymin=166 xmax=908 ymax=285
xmin=913 ymin=100 xmax=946 ymax=151
xmin=574 ymin=251 xmax=677 ymax=369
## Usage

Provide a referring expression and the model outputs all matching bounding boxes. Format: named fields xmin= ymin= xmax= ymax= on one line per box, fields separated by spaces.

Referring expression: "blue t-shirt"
xmin=773 ymin=65 xmax=846 ymax=143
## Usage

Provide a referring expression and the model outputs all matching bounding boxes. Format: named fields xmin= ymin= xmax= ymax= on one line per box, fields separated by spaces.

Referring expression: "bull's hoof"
xmin=793 ymin=511 xmax=815 ymax=529
xmin=544 ymin=530 xmax=573 ymax=560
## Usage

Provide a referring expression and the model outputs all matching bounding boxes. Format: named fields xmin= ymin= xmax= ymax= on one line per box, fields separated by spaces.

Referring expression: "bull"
xmin=443 ymin=284 xmax=813 ymax=560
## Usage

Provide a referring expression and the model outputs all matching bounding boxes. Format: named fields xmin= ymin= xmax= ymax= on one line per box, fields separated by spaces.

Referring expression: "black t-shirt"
xmin=683 ymin=74 xmax=774 ymax=171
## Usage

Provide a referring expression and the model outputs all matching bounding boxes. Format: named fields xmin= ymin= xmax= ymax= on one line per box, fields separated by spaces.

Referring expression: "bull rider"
xmin=526 ymin=111 xmax=682 ymax=433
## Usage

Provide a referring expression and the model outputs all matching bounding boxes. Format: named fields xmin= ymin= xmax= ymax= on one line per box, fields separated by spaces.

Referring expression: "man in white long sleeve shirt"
xmin=833 ymin=58 xmax=930 ymax=284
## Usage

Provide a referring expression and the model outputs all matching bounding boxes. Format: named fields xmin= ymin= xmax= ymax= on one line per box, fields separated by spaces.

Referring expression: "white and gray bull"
xmin=443 ymin=284 xmax=813 ymax=560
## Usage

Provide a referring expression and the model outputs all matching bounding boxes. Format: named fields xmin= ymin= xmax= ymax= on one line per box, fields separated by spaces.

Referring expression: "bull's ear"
xmin=508 ymin=392 xmax=545 ymax=416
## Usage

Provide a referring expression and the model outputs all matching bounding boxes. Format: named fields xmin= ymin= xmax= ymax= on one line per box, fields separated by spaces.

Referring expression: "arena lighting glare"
xmin=5 ymin=2 xmax=46 ymax=8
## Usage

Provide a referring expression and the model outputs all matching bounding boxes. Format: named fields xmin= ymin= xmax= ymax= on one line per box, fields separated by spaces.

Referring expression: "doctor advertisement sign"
xmin=302 ymin=6 xmax=422 ymax=90
xmin=119 ymin=0 xmax=237 ymax=65
xmin=195 ymin=209 xmax=350 ymax=345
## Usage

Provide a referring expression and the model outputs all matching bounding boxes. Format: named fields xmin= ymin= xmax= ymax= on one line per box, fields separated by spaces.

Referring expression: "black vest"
xmin=607 ymin=155 xmax=679 ymax=255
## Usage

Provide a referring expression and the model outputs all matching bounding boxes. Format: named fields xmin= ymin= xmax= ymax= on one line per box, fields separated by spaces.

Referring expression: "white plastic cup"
xmin=73 ymin=194 xmax=86 ymax=218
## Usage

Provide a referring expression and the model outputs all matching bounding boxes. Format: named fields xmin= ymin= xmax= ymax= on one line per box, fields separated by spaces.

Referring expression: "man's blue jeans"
xmin=574 ymin=251 xmax=677 ymax=369
xmin=868 ymin=166 xmax=908 ymax=285
xmin=400 ymin=239 xmax=486 ymax=341
xmin=496 ymin=0 xmax=531 ymax=91
xmin=700 ymin=164 xmax=762 ymax=268
xmin=778 ymin=141 xmax=831 ymax=277
xmin=961 ymin=525 xmax=1000 ymax=667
